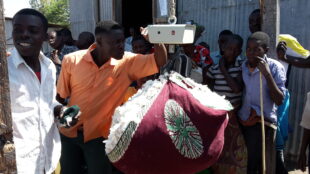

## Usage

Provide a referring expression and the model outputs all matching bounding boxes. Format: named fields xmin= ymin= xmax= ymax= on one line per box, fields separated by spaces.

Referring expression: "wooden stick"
xmin=0 ymin=0 xmax=17 ymax=173
xmin=260 ymin=72 xmax=266 ymax=174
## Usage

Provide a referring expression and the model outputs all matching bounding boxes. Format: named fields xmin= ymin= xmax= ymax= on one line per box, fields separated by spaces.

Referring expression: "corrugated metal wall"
xmin=99 ymin=0 xmax=113 ymax=21
xmin=70 ymin=0 xmax=114 ymax=38
xmin=178 ymin=0 xmax=259 ymax=52
xmin=178 ymin=0 xmax=310 ymax=161
xmin=69 ymin=0 xmax=96 ymax=39
xmin=280 ymin=0 xmax=310 ymax=162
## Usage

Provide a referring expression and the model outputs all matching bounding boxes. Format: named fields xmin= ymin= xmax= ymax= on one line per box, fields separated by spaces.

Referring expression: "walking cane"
xmin=260 ymin=72 xmax=266 ymax=174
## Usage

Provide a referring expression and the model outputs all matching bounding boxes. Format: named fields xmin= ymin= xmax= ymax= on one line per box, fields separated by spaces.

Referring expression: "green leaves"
xmin=29 ymin=0 xmax=70 ymax=26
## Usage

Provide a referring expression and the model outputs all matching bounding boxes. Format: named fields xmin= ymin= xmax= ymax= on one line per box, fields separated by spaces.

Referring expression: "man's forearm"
xmin=56 ymin=93 xmax=67 ymax=105
xmin=265 ymin=74 xmax=284 ymax=105
xmin=285 ymin=55 xmax=310 ymax=68
xmin=154 ymin=43 xmax=168 ymax=68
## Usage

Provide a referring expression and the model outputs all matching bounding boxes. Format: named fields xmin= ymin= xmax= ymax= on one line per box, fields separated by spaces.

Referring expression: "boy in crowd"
xmin=206 ymin=34 xmax=243 ymax=106
xmin=251 ymin=9 xmax=291 ymax=173
xmin=210 ymin=30 xmax=234 ymax=65
xmin=59 ymin=28 xmax=76 ymax=46
xmin=239 ymin=32 xmax=286 ymax=174
xmin=46 ymin=30 xmax=78 ymax=78
xmin=206 ymin=34 xmax=247 ymax=173
xmin=7 ymin=8 xmax=78 ymax=174
xmin=76 ymin=31 xmax=95 ymax=50
xmin=124 ymin=27 xmax=136 ymax=52
xmin=132 ymin=35 xmax=153 ymax=54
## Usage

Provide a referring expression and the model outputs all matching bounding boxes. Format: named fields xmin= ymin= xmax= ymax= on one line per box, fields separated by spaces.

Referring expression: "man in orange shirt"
xmin=56 ymin=20 xmax=167 ymax=174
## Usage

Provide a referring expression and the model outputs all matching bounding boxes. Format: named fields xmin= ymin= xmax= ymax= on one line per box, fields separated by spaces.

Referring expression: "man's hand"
xmin=219 ymin=58 xmax=227 ymax=74
xmin=51 ymin=50 xmax=61 ymax=65
xmin=277 ymin=41 xmax=287 ymax=61
xmin=54 ymin=105 xmax=81 ymax=128
xmin=256 ymin=56 xmax=271 ymax=78
xmin=140 ymin=27 xmax=149 ymax=42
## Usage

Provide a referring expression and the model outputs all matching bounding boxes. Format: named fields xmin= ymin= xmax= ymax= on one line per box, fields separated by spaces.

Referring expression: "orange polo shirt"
xmin=57 ymin=44 xmax=158 ymax=142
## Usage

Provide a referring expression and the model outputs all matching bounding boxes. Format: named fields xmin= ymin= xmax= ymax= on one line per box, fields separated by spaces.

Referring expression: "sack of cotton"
xmin=105 ymin=72 xmax=232 ymax=174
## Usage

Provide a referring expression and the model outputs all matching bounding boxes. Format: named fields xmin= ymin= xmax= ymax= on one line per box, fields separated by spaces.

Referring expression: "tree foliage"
xmin=29 ymin=0 xmax=70 ymax=26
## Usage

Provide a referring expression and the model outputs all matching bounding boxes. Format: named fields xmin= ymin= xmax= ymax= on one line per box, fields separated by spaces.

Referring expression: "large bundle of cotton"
xmin=105 ymin=72 xmax=232 ymax=174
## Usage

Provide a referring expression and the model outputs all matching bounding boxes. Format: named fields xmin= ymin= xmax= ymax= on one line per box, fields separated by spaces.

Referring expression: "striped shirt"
xmin=207 ymin=58 xmax=243 ymax=105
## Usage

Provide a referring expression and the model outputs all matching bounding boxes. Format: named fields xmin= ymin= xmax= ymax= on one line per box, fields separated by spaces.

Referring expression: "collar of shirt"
xmin=83 ymin=43 xmax=118 ymax=69
xmin=214 ymin=51 xmax=221 ymax=58
xmin=11 ymin=48 xmax=52 ymax=69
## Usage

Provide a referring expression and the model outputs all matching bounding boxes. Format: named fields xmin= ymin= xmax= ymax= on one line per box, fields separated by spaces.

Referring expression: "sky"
xmin=3 ymin=0 xmax=31 ymax=17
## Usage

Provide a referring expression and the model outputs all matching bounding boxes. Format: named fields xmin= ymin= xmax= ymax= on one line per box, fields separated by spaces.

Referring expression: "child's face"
xmin=249 ymin=13 xmax=261 ymax=33
xmin=132 ymin=40 xmax=147 ymax=54
xmin=218 ymin=35 xmax=231 ymax=53
xmin=12 ymin=14 xmax=46 ymax=59
xmin=48 ymin=31 xmax=62 ymax=49
xmin=246 ymin=39 xmax=266 ymax=67
xmin=223 ymin=41 xmax=241 ymax=63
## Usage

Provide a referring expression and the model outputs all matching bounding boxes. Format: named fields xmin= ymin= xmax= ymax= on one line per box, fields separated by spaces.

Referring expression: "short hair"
xmin=199 ymin=42 xmax=210 ymax=50
xmin=250 ymin=9 xmax=261 ymax=16
xmin=95 ymin=20 xmax=123 ymax=36
xmin=13 ymin=8 xmax=48 ymax=32
xmin=79 ymin=32 xmax=95 ymax=42
xmin=48 ymin=30 xmax=62 ymax=37
xmin=247 ymin=31 xmax=270 ymax=48
xmin=232 ymin=34 xmax=243 ymax=48
xmin=59 ymin=28 xmax=72 ymax=37
xmin=131 ymin=35 xmax=153 ymax=52
xmin=132 ymin=35 xmax=146 ymax=44
xmin=219 ymin=30 xmax=233 ymax=37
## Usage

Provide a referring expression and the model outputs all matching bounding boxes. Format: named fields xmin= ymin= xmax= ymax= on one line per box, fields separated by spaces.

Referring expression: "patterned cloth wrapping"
xmin=105 ymin=72 xmax=233 ymax=174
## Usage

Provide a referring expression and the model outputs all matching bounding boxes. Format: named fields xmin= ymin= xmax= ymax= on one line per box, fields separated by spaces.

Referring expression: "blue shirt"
xmin=210 ymin=51 xmax=222 ymax=65
xmin=238 ymin=55 xmax=286 ymax=123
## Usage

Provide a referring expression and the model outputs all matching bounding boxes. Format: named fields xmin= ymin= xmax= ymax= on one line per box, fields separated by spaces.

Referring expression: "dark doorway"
xmin=122 ymin=0 xmax=153 ymax=37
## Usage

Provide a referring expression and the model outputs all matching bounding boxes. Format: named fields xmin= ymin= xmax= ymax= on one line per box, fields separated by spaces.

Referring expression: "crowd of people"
xmin=4 ymin=6 xmax=310 ymax=174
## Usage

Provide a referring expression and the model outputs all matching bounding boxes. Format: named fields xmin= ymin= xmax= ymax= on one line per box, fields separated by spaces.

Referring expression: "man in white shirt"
xmin=8 ymin=9 xmax=65 ymax=174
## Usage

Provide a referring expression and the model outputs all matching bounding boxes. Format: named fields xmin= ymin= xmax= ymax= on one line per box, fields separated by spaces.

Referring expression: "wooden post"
xmin=0 ymin=0 xmax=17 ymax=173
xmin=259 ymin=1 xmax=279 ymax=173
xmin=260 ymin=0 xmax=280 ymax=58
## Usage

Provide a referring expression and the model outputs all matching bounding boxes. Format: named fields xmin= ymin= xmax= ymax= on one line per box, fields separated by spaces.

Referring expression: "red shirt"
xmin=35 ymin=72 xmax=41 ymax=82
xmin=192 ymin=45 xmax=213 ymax=67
